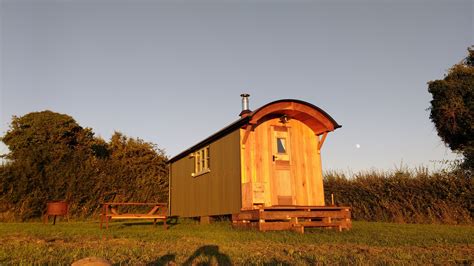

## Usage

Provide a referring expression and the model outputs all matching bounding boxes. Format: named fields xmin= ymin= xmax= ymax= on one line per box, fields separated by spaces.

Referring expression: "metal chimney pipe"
xmin=241 ymin=93 xmax=250 ymax=111
xmin=239 ymin=93 xmax=251 ymax=117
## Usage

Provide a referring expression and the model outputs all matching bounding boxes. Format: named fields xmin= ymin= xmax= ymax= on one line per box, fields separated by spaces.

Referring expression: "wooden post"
xmin=317 ymin=132 xmax=328 ymax=154
xmin=292 ymin=224 xmax=304 ymax=234
xmin=331 ymin=193 xmax=334 ymax=206
xmin=105 ymin=204 xmax=109 ymax=229
xmin=100 ymin=204 xmax=104 ymax=229
xmin=241 ymin=124 xmax=254 ymax=148
xmin=258 ymin=207 xmax=265 ymax=231
xmin=200 ymin=216 xmax=210 ymax=225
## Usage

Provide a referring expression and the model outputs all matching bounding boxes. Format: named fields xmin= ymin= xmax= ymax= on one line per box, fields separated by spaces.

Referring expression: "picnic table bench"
xmin=100 ymin=202 xmax=168 ymax=229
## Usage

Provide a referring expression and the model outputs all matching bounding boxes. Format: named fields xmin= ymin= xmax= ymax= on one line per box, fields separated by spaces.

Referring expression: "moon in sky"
xmin=356 ymin=144 xmax=361 ymax=149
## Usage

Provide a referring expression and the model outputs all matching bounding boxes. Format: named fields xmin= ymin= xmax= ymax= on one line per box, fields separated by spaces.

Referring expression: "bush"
xmin=324 ymin=168 xmax=473 ymax=224
xmin=0 ymin=111 xmax=168 ymax=221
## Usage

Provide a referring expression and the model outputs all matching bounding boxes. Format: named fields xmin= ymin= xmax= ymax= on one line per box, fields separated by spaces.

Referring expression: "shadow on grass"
xmin=148 ymin=245 xmax=232 ymax=265
xmin=147 ymin=253 xmax=176 ymax=266
xmin=263 ymin=260 xmax=292 ymax=266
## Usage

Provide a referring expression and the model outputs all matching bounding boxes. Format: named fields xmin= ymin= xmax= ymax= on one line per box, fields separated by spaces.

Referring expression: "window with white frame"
xmin=192 ymin=146 xmax=210 ymax=176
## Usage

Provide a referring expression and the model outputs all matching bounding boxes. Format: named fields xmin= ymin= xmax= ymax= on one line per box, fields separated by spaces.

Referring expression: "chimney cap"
xmin=239 ymin=109 xmax=252 ymax=117
xmin=240 ymin=93 xmax=251 ymax=117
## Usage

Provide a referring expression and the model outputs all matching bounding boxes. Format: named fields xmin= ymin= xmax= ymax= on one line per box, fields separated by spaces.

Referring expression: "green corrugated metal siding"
xmin=170 ymin=129 xmax=241 ymax=217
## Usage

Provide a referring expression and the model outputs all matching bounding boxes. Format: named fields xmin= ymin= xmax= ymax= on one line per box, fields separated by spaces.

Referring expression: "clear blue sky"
xmin=1 ymin=0 xmax=472 ymax=173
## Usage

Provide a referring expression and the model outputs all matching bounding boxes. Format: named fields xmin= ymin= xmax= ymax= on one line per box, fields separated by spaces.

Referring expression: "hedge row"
xmin=0 ymin=132 xmax=168 ymax=221
xmin=324 ymin=169 xmax=473 ymax=224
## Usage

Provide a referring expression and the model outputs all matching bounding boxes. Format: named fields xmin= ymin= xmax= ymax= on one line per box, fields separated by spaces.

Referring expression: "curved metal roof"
xmin=168 ymin=99 xmax=341 ymax=163
xmin=248 ymin=99 xmax=341 ymax=131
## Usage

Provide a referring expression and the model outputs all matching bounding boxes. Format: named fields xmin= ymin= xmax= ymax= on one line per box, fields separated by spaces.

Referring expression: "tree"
xmin=0 ymin=111 xmax=168 ymax=220
xmin=428 ymin=47 xmax=474 ymax=170
xmin=2 ymin=110 xmax=96 ymax=161
xmin=103 ymin=132 xmax=168 ymax=202
xmin=0 ymin=111 xmax=98 ymax=219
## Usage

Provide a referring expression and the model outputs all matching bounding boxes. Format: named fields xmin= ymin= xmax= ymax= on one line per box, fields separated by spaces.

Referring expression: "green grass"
xmin=0 ymin=219 xmax=472 ymax=265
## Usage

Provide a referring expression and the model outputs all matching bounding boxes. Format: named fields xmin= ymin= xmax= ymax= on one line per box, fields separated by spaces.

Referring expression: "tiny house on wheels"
xmin=168 ymin=95 xmax=351 ymax=232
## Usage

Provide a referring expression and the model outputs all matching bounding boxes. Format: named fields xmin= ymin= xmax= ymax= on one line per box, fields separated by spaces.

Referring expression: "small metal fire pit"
xmin=44 ymin=201 xmax=69 ymax=225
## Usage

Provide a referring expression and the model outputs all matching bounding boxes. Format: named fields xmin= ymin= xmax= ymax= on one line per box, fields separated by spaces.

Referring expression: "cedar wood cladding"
xmin=170 ymin=129 xmax=241 ymax=217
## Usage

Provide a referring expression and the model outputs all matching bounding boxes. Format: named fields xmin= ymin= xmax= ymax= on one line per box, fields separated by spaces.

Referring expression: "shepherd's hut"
xmin=168 ymin=95 xmax=351 ymax=232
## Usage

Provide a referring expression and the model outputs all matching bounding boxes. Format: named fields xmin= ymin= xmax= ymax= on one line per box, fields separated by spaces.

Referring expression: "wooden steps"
xmin=232 ymin=206 xmax=351 ymax=233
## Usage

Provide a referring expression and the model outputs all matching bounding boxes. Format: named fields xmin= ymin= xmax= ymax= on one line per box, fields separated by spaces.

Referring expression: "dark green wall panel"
xmin=170 ymin=129 xmax=241 ymax=217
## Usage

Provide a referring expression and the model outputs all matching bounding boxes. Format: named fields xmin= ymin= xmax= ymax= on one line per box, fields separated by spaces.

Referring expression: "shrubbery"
xmin=0 ymin=111 xmax=168 ymax=221
xmin=324 ymin=168 xmax=473 ymax=224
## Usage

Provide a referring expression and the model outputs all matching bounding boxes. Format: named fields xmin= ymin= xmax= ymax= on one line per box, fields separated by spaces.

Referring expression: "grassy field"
xmin=0 ymin=219 xmax=472 ymax=265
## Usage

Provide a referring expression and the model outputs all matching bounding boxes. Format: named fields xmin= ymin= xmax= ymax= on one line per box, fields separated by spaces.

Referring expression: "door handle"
xmin=272 ymin=155 xmax=278 ymax=161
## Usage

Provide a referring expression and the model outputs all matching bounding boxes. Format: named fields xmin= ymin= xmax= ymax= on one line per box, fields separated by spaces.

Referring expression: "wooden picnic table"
xmin=100 ymin=202 xmax=168 ymax=229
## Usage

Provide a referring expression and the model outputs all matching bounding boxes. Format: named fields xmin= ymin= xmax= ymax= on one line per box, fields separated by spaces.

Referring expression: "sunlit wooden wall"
xmin=240 ymin=118 xmax=325 ymax=209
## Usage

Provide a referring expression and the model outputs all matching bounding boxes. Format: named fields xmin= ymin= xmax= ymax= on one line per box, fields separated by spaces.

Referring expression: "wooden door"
xmin=271 ymin=126 xmax=294 ymax=205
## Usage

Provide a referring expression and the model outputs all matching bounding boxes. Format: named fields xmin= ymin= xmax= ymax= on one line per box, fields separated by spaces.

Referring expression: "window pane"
xmin=202 ymin=150 xmax=205 ymax=168
xmin=195 ymin=147 xmax=211 ymax=173
xmin=206 ymin=147 xmax=210 ymax=169
xmin=196 ymin=152 xmax=201 ymax=172
xmin=277 ymin=138 xmax=286 ymax=154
